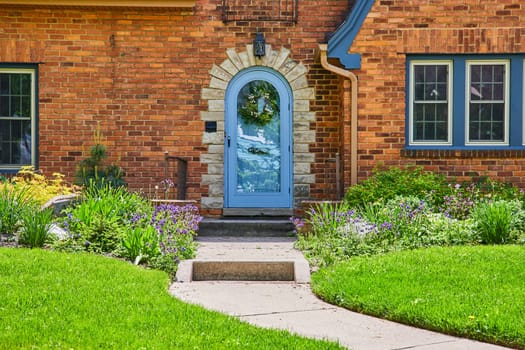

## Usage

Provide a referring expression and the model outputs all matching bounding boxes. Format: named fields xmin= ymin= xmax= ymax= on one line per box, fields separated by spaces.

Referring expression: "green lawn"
xmin=0 ymin=248 xmax=343 ymax=350
xmin=311 ymin=245 xmax=525 ymax=349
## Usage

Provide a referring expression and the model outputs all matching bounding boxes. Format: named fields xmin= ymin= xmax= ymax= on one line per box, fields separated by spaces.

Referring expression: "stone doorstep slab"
xmin=198 ymin=218 xmax=295 ymax=237
xmin=176 ymin=259 xmax=310 ymax=284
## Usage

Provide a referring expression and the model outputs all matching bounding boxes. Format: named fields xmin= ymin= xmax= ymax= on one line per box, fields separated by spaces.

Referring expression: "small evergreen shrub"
xmin=75 ymin=127 xmax=126 ymax=188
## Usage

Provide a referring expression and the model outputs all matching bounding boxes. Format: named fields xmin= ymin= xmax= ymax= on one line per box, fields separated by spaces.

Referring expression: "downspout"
xmin=318 ymin=44 xmax=358 ymax=186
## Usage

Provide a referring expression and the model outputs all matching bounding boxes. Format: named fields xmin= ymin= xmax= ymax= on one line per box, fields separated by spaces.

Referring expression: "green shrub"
xmin=344 ymin=166 xmax=448 ymax=208
xmin=10 ymin=166 xmax=79 ymax=205
xmin=18 ymin=208 xmax=54 ymax=248
xmin=471 ymin=199 xmax=524 ymax=244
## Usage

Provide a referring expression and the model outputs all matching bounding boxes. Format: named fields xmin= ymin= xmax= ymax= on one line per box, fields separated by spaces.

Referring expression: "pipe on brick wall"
xmin=318 ymin=44 xmax=358 ymax=186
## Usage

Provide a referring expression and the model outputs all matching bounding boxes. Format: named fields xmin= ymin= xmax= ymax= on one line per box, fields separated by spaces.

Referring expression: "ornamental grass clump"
xmin=18 ymin=207 xmax=54 ymax=248
xmin=471 ymin=199 xmax=525 ymax=244
xmin=0 ymin=184 xmax=34 ymax=236
xmin=294 ymin=201 xmax=380 ymax=266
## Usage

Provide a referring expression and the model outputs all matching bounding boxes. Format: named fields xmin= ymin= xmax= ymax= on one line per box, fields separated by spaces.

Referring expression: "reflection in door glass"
xmin=236 ymin=80 xmax=281 ymax=193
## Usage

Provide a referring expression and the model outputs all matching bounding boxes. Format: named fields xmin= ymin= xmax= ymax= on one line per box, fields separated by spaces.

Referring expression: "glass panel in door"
xmin=236 ymin=80 xmax=281 ymax=194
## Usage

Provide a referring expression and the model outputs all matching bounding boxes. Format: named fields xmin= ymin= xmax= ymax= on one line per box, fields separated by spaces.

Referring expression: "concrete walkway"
xmin=169 ymin=237 xmax=512 ymax=350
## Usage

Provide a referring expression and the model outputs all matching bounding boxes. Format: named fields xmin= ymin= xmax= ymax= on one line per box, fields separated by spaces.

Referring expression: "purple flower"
xmin=381 ymin=222 xmax=392 ymax=230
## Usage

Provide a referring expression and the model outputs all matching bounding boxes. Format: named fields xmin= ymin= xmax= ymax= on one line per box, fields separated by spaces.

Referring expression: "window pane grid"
xmin=412 ymin=63 xmax=450 ymax=143
xmin=0 ymin=70 xmax=33 ymax=167
xmin=468 ymin=63 xmax=506 ymax=143
xmin=0 ymin=73 xmax=32 ymax=118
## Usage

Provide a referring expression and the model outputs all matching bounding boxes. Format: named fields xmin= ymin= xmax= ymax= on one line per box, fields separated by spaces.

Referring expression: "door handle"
xmin=227 ymin=136 xmax=231 ymax=147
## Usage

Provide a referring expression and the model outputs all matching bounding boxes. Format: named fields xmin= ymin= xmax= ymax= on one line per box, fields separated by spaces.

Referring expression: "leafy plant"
xmin=295 ymin=193 xmax=480 ymax=267
xmin=344 ymin=166 xmax=448 ymax=208
xmin=471 ymin=199 xmax=523 ymax=244
xmin=149 ymin=204 xmax=202 ymax=276
xmin=0 ymin=184 xmax=33 ymax=235
xmin=440 ymin=183 xmax=479 ymax=219
xmin=10 ymin=166 xmax=79 ymax=205
xmin=294 ymin=201 xmax=381 ymax=266
xmin=122 ymin=223 xmax=159 ymax=265
xmin=58 ymin=183 xmax=201 ymax=276
xmin=18 ymin=208 xmax=53 ymax=248
xmin=61 ymin=183 xmax=150 ymax=254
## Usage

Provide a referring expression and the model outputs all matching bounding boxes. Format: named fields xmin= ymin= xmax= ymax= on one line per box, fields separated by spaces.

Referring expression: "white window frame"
xmin=465 ymin=60 xmax=510 ymax=146
xmin=0 ymin=68 xmax=36 ymax=169
xmin=409 ymin=60 xmax=453 ymax=146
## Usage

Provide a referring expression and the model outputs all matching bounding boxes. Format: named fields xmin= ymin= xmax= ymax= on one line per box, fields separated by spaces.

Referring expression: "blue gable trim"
xmin=327 ymin=0 xmax=376 ymax=69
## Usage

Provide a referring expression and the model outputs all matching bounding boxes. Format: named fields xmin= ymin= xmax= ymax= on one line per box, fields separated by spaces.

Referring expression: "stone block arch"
xmin=200 ymin=45 xmax=315 ymax=209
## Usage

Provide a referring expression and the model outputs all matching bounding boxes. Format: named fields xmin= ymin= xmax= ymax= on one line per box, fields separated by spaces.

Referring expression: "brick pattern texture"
xmin=351 ymin=0 xmax=525 ymax=186
xmin=3 ymin=0 xmax=524 ymax=208
xmin=0 ymin=0 xmax=348 ymax=207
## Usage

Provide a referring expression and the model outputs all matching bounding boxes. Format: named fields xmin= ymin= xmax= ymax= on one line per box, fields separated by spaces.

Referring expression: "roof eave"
xmin=327 ymin=0 xmax=376 ymax=69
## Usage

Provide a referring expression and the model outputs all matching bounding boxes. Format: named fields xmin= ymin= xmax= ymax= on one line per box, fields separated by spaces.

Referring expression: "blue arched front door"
xmin=224 ymin=67 xmax=293 ymax=208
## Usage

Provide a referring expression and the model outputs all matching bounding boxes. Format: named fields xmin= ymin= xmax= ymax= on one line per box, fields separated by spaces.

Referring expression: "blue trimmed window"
xmin=0 ymin=65 xmax=37 ymax=171
xmin=407 ymin=55 xmax=524 ymax=149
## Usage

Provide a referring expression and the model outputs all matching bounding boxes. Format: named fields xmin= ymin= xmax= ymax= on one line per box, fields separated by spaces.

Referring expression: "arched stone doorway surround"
xmin=200 ymin=45 xmax=315 ymax=210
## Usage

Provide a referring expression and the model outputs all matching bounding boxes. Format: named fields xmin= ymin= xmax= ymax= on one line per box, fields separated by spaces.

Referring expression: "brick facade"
xmin=0 ymin=0 xmax=348 ymax=211
xmin=3 ymin=0 xmax=524 ymax=211
xmin=349 ymin=0 xmax=525 ymax=186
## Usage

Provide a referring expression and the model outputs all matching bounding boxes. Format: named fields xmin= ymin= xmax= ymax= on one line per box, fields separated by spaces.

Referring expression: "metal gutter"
xmin=319 ymin=44 xmax=358 ymax=186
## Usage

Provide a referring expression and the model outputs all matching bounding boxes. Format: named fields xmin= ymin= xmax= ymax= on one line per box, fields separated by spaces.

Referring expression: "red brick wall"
xmin=0 ymin=0 xmax=348 ymax=202
xmin=351 ymin=0 xmax=525 ymax=186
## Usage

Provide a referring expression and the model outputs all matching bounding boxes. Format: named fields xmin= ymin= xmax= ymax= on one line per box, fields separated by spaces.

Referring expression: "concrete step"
xmin=191 ymin=261 xmax=295 ymax=281
xmin=176 ymin=237 xmax=310 ymax=283
xmin=198 ymin=218 xmax=295 ymax=237
xmin=178 ymin=259 xmax=309 ymax=283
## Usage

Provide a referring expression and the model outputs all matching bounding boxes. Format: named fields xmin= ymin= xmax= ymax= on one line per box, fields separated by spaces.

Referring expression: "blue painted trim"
xmin=405 ymin=59 xmax=410 ymax=145
xmin=453 ymin=57 xmax=466 ymax=146
xmin=0 ymin=63 xmax=39 ymax=172
xmin=510 ymin=58 xmax=523 ymax=146
xmin=327 ymin=0 xmax=376 ymax=69
xmin=406 ymin=54 xmax=525 ymax=150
